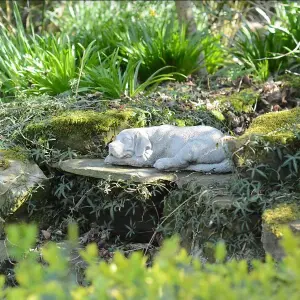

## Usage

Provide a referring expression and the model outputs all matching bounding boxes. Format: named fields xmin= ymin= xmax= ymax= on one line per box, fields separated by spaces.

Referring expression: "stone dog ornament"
xmin=104 ymin=125 xmax=233 ymax=173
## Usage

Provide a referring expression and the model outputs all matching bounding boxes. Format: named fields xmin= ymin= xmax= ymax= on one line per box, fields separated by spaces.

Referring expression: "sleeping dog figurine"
xmin=104 ymin=125 xmax=233 ymax=173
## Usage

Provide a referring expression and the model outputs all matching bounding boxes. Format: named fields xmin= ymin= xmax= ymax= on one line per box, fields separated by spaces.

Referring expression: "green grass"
xmin=0 ymin=3 xmax=213 ymax=99
xmin=232 ymin=2 xmax=300 ymax=81
xmin=0 ymin=3 xmax=34 ymax=95
xmin=3 ymin=1 xmax=300 ymax=99
xmin=21 ymin=36 xmax=77 ymax=96
xmin=119 ymin=21 xmax=224 ymax=80
xmin=80 ymin=50 xmax=177 ymax=99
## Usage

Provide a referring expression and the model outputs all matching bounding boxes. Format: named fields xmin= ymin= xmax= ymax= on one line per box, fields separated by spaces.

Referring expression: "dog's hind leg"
xmin=184 ymin=159 xmax=233 ymax=173
xmin=154 ymin=140 xmax=221 ymax=171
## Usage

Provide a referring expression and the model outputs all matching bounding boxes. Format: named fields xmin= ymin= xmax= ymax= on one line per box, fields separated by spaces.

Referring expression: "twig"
xmin=285 ymin=70 xmax=300 ymax=77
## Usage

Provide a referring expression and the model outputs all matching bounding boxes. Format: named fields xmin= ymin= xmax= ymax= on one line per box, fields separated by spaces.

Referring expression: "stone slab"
xmin=58 ymin=159 xmax=177 ymax=183
xmin=57 ymin=159 xmax=233 ymax=186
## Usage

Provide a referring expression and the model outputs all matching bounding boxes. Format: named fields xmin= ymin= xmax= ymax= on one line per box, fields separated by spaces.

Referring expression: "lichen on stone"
xmin=263 ymin=203 xmax=300 ymax=237
xmin=231 ymin=108 xmax=300 ymax=177
xmin=0 ymin=189 xmax=31 ymax=219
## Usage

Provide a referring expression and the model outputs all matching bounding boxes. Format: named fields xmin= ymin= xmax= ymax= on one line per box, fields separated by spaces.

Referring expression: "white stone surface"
xmin=104 ymin=125 xmax=233 ymax=173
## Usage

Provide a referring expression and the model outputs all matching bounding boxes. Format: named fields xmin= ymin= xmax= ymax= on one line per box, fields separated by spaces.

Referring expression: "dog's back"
xmin=148 ymin=125 xmax=225 ymax=161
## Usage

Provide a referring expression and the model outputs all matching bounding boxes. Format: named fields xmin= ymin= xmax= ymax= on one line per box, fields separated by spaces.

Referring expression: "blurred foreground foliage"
xmin=1 ymin=223 xmax=300 ymax=299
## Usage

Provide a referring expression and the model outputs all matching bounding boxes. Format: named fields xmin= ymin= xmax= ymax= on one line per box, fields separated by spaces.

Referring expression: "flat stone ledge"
xmin=57 ymin=159 xmax=234 ymax=186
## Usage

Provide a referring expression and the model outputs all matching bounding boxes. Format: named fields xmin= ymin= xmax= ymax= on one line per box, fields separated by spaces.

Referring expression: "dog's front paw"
xmin=104 ymin=155 xmax=113 ymax=164
xmin=153 ymin=158 xmax=171 ymax=170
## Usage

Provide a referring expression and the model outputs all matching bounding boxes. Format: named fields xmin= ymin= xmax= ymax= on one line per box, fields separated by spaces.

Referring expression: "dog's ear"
xmin=134 ymin=131 xmax=152 ymax=157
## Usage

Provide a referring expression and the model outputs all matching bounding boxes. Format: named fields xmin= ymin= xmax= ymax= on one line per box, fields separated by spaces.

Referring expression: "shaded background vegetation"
xmin=0 ymin=1 xmax=299 ymax=100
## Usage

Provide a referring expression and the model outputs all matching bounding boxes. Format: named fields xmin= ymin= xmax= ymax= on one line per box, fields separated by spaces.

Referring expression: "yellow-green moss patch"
xmin=211 ymin=110 xmax=225 ymax=121
xmin=240 ymin=107 xmax=300 ymax=144
xmin=263 ymin=203 xmax=300 ymax=237
xmin=52 ymin=109 xmax=144 ymax=133
xmin=26 ymin=109 xmax=145 ymax=136
xmin=218 ymin=88 xmax=260 ymax=113
xmin=24 ymin=109 xmax=147 ymax=154
xmin=0 ymin=159 xmax=10 ymax=170
xmin=0 ymin=147 xmax=28 ymax=162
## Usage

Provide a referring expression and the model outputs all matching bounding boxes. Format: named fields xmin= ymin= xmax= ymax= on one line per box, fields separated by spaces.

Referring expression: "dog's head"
xmin=108 ymin=129 xmax=152 ymax=159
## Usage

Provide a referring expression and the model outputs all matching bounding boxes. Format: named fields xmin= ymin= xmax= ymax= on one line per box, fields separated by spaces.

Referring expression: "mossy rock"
xmin=0 ymin=147 xmax=29 ymax=162
xmin=217 ymin=88 xmax=260 ymax=113
xmin=262 ymin=202 xmax=300 ymax=260
xmin=231 ymin=108 xmax=300 ymax=174
xmin=241 ymin=107 xmax=300 ymax=144
xmin=23 ymin=109 xmax=147 ymax=155
xmin=0 ymin=147 xmax=29 ymax=171
xmin=0 ymin=151 xmax=48 ymax=220
xmin=262 ymin=203 xmax=300 ymax=238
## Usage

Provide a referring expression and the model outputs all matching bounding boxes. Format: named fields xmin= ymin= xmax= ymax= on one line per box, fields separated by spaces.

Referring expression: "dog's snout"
xmin=108 ymin=140 xmax=125 ymax=158
xmin=109 ymin=141 xmax=121 ymax=149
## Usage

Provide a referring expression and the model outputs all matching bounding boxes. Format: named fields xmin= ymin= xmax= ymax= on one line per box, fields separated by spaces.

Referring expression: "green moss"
xmin=211 ymin=110 xmax=225 ymax=121
xmin=240 ymin=107 xmax=300 ymax=144
xmin=26 ymin=109 xmax=144 ymax=136
xmin=24 ymin=109 xmax=147 ymax=154
xmin=52 ymin=109 xmax=142 ymax=133
xmin=218 ymin=88 xmax=260 ymax=113
xmin=0 ymin=147 xmax=28 ymax=162
xmin=233 ymin=108 xmax=300 ymax=172
xmin=263 ymin=203 xmax=300 ymax=237
xmin=0 ymin=159 xmax=10 ymax=170
xmin=278 ymin=74 xmax=300 ymax=88
xmin=174 ymin=119 xmax=186 ymax=127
